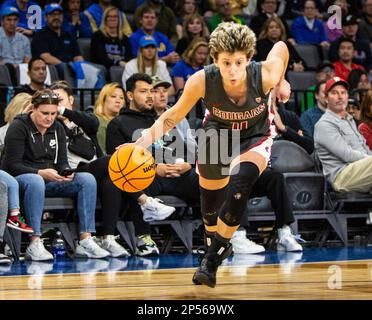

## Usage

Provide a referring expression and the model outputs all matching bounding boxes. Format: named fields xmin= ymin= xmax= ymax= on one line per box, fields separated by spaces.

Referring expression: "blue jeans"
xmin=16 ymin=172 xmax=97 ymax=236
xmin=0 ymin=169 xmax=20 ymax=211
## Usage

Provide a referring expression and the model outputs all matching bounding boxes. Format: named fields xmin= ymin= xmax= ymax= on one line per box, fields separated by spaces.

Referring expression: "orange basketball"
xmin=108 ymin=144 xmax=156 ymax=192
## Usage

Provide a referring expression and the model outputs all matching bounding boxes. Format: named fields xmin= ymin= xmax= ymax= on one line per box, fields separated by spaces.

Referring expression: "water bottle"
xmin=52 ymin=231 xmax=66 ymax=258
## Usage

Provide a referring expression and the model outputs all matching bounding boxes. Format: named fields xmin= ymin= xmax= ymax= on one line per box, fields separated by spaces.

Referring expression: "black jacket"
xmin=106 ymin=107 xmax=157 ymax=155
xmin=277 ymin=106 xmax=314 ymax=154
xmin=60 ymin=108 xmax=103 ymax=158
xmin=2 ymin=114 xmax=70 ymax=176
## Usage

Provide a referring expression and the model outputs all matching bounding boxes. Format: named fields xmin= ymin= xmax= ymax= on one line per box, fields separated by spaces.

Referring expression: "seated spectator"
xmin=333 ymin=37 xmax=365 ymax=81
xmin=61 ymin=0 xmax=91 ymax=38
xmin=300 ymin=80 xmax=327 ymax=137
xmin=314 ymin=77 xmax=372 ymax=193
xmin=359 ymin=89 xmax=372 ymax=150
xmin=51 ymin=80 xmax=173 ymax=257
xmin=176 ymin=13 xmax=209 ymax=56
xmin=207 ymin=0 xmax=247 ymax=33
xmin=2 ymin=89 xmax=110 ymax=261
xmin=359 ymin=0 xmax=372 ymax=45
xmin=347 ymin=69 xmax=371 ymax=92
xmin=175 ymin=12 xmax=209 ymax=56
xmin=0 ymin=169 xmax=33 ymax=235
xmin=90 ymin=6 xmax=133 ymax=70
xmin=94 ymin=82 xmax=125 ymax=154
xmin=0 ymin=92 xmax=32 ymax=148
xmin=346 ymin=96 xmax=361 ymax=126
xmin=83 ymin=0 xmax=132 ymax=38
xmin=250 ymin=0 xmax=295 ymax=44
xmin=106 ymin=74 xmax=200 ymax=254
xmin=300 ymin=62 xmax=335 ymax=112
xmin=129 ymin=6 xmax=180 ymax=65
xmin=123 ymin=35 xmax=175 ymax=96
xmin=208 ymin=0 xmax=257 ymax=16
xmin=14 ymin=58 xmax=49 ymax=96
xmin=173 ymin=37 xmax=209 ymax=91
xmin=0 ymin=6 xmax=31 ymax=86
xmin=291 ymin=0 xmax=329 ymax=48
xmin=0 ymin=0 xmax=44 ymax=36
xmin=254 ymin=16 xmax=306 ymax=72
xmin=134 ymin=1 xmax=177 ymax=41
xmin=328 ymin=14 xmax=372 ymax=71
xmin=31 ymin=3 xmax=84 ymax=79
xmin=272 ymin=99 xmax=314 ymax=154
xmin=174 ymin=0 xmax=200 ymax=39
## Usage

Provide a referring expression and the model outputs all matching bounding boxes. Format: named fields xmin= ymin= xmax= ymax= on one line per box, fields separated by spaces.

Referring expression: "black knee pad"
xmin=220 ymin=162 xmax=260 ymax=226
xmin=200 ymin=186 xmax=226 ymax=226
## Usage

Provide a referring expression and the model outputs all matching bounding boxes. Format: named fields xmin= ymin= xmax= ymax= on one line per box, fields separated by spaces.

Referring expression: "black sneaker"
xmin=192 ymin=253 xmax=219 ymax=288
xmin=193 ymin=243 xmax=233 ymax=285
xmin=0 ymin=253 xmax=11 ymax=265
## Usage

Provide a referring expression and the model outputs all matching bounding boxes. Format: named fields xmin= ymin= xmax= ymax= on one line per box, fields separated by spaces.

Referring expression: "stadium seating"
xmin=294 ymin=44 xmax=321 ymax=70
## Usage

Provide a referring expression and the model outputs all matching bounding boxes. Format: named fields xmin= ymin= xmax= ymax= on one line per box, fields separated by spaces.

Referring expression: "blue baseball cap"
xmin=1 ymin=6 xmax=20 ymax=18
xmin=45 ymin=3 xmax=63 ymax=15
xmin=139 ymin=35 xmax=158 ymax=48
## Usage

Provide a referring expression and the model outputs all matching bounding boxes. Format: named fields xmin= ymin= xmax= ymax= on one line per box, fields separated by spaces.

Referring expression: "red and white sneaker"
xmin=7 ymin=215 xmax=33 ymax=233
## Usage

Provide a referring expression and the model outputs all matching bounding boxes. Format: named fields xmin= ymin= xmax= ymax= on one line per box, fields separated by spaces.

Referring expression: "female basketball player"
xmin=133 ymin=22 xmax=291 ymax=287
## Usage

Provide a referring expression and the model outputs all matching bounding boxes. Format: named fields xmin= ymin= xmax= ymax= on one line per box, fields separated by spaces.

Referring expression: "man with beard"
xmin=31 ymin=3 xmax=84 ymax=79
xmin=15 ymin=57 xmax=48 ymax=95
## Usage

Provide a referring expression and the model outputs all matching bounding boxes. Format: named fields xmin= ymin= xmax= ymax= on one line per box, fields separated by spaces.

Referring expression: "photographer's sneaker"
xmin=135 ymin=235 xmax=159 ymax=256
xmin=7 ymin=215 xmax=33 ymax=233
xmin=277 ymin=225 xmax=303 ymax=252
xmin=141 ymin=197 xmax=176 ymax=222
xmin=0 ymin=253 xmax=11 ymax=265
xmin=231 ymin=230 xmax=265 ymax=254
xmin=25 ymin=239 xmax=53 ymax=261
xmin=101 ymin=235 xmax=131 ymax=258
xmin=76 ymin=236 xmax=110 ymax=259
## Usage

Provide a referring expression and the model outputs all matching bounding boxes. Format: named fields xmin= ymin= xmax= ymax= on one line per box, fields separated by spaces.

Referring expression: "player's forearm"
xmin=134 ymin=108 xmax=180 ymax=149
xmin=267 ymin=41 xmax=289 ymax=83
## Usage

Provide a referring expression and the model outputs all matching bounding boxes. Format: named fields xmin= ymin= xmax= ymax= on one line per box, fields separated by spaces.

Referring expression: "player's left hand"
xmin=275 ymin=79 xmax=291 ymax=103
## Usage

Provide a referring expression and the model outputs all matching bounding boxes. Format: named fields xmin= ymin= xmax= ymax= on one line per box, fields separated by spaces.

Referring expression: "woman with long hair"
xmin=254 ymin=16 xmax=306 ymax=72
xmin=90 ymin=6 xmax=133 ymax=70
xmin=176 ymin=12 xmax=209 ymax=56
xmin=359 ymin=89 xmax=372 ymax=150
xmin=174 ymin=0 xmax=200 ymax=39
xmin=0 ymin=93 xmax=32 ymax=148
xmin=122 ymin=35 xmax=175 ymax=95
xmin=173 ymin=37 xmax=210 ymax=91
xmin=94 ymin=82 xmax=126 ymax=154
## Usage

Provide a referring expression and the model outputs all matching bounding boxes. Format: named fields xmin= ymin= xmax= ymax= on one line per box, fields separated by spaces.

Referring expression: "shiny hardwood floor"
xmin=1 ymin=259 xmax=372 ymax=300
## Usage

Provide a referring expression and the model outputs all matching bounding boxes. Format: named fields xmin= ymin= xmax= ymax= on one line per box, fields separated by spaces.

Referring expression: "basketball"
xmin=108 ymin=144 xmax=156 ymax=192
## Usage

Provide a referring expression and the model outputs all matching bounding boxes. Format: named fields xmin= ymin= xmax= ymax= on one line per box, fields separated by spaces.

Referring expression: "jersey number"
xmin=232 ymin=121 xmax=248 ymax=130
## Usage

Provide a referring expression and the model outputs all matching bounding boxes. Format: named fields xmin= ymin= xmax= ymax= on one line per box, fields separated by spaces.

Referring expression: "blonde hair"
xmin=182 ymin=13 xmax=209 ymax=38
xmin=209 ymin=22 xmax=256 ymax=61
xmin=182 ymin=37 xmax=210 ymax=66
xmin=5 ymin=93 xmax=32 ymax=123
xmin=137 ymin=46 xmax=158 ymax=75
xmin=100 ymin=6 xmax=124 ymax=40
xmin=258 ymin=17 xmax=287 ymax=41
xmin=94 ymin=82 xmax=125 ymax=121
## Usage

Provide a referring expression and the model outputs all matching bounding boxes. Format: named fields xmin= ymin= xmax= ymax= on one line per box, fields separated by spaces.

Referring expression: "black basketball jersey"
xmin=202 ymin=62 xmax=272 ymax=139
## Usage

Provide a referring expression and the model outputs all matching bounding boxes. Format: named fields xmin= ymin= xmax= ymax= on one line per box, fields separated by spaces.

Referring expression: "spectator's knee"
xmin=74 ymin=172 xmax=97 ymax=190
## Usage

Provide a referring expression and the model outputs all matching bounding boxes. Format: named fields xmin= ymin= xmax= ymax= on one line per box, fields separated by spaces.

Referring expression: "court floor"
xmin=0 ymin=247 xmax=372 ymax=300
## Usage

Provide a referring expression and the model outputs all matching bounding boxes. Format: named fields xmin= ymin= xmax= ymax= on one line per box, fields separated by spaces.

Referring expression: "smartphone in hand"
xmin=59 ymin=168 xmax=76 ymax=176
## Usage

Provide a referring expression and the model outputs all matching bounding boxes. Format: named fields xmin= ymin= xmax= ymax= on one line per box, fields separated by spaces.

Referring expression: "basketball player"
xmin=132 ymin=22 xmax=291 ymax=287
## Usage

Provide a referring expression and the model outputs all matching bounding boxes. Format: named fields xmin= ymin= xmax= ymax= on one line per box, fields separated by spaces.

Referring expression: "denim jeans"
xmin=0 ymin=181 xmax=7 ymax=242
xmin=0 ymin=169 xmax=21 ymax=211
xmin=16 ymin=172 xmax=97 ymax=236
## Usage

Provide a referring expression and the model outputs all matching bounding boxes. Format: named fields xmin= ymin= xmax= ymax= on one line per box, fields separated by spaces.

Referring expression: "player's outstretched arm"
xmin=261 ymin=41 xmax=290 ymax=101
xmin=135 ymin=70 xmax=205 ymax=149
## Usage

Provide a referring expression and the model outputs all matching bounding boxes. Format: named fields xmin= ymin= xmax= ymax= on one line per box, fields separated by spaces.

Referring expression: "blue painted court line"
xmin=0 ymin=247 xmax=371 ymax=276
